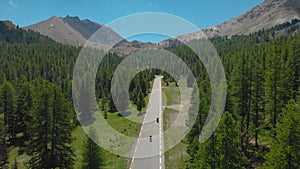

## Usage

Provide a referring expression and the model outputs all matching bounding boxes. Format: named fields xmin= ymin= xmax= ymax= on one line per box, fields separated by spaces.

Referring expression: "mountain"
xmin=177 ymin=0 xmax=300 ymax=41
xmin=124 ymin=0 xmax=300 ymax=52
xmin=24 ymin=16 xmax=86 ymax=46
xmin=0 ymin=20 xmax=54 ymax=44
xmin=23 ymin=16 xmax=126 ymax=48
xmin=1 ymin=20 xmax=17 ymax=30
xmin=21 ymin=0 xmax=300 ymax=53
xmin=111 ymin=40 xmax=160 ymax=55
xmin=62 ymin=16 xmax=126 ymax=46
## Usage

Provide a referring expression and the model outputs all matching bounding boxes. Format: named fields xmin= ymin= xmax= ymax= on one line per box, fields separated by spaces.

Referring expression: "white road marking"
xmin=130 ymin=76 xmax=164 ymax=169
xmin=130 ymin=158 xmax=135 ymax=168
xmin=159 ymin=77 xmax=163 ymax=169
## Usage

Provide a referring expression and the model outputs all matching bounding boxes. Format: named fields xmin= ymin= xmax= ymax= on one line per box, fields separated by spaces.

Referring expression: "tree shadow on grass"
xmin=137 ymin=111 xmax=146 ymax=116
xmin=117 ymin=111 xmax=132 ymax=117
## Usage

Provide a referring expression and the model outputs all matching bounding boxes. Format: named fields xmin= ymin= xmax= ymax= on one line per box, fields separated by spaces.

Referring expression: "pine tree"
xmin=78 ymin=79 xmax=96 ymax=126
xmin=28 ymin=82 xmax=74 ymax=169
xmin=189 ymin=112 xmax=247 ymax=168
xmin=191 ymin=134 xmax=217 ymax=169
xmin=227 ymin=52 xmax=250 ymax=153
xmin=215 ymin=112 xmax=247 ymax=169
xmin=264 ymin=44 xmax=284 ymax=132
xmin=0 ymin=115 xmax=7 ymax=167
xmin=28 ymin=83 xmax=52 ymax=168
xmin=108 ymin=93 xmax=117 ymax=112
xmin=251 ymin=50 xmax=264 ymax=148
xmin=49 ymin=86 xmax=74 ymax=168
xmin=100 ymin=96 xmax=108 ymax=119
xmin=15 ymin=81 xmax=33 ymax=146
xmin=82 ymin=127 xmax=103 ymax=169
xmin=115 ymin=89 xmax=129 ymax=116
xmin=12 ymin=158 xmax=18 ymax=169
xmin=0 ymin=80 xmax=17 ymax=139
xmin=262 ymin=100 xmax=300 ymax=168
xmin=137 ymin=89 xmax=145 ymax=112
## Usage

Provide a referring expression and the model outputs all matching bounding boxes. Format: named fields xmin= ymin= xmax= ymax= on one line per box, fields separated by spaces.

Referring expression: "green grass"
xmin=8 ymin=109 xmax=141 ymax=169
xmin=163 ymin=108 xmax=175 ymax=132
xmin=7 ymin=80 xmax=151 ymax=169
xmin=165 ymin=141 xmax=189 ymax=169
xmin=162 ymin=85 xmax=180 ymax=106
xmin=72 ymin=87 xmax=151 ymax=169
xmin=162 ymin=85 xmax=190 ymax=169
xmin=72 ymin=126 xmax=88 ymax=169
xmin=72 ymin=125 xmax=128 ymax=169
xmin=105 ymin=111 xmax=141 ymax=137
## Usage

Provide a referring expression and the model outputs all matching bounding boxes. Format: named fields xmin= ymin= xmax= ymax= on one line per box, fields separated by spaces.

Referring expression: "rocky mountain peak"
xmin=177 ymin=0 xmax=300 ymax=40
xmin=2 ymin=20 xmax=17 ymax=30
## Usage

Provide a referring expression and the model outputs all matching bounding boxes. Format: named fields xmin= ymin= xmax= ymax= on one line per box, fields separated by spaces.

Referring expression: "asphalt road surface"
xmin=130 ymin=75 xmax=165 ymax=169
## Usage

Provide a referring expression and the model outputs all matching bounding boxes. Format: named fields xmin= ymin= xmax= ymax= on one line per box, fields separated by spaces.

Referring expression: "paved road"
xmin=130 ymin=76 xmax=165 ymax=169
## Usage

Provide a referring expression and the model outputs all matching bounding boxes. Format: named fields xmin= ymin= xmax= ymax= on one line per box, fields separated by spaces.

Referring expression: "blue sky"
xmin=0 ymin=0 xmax=264 ymax=42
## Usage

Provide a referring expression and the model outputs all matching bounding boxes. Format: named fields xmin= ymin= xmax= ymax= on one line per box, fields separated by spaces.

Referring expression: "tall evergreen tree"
xmin=82 ymin=127 xmax=103 ymax=169
xmin=215 ymin=112 xmax=247 ymax=169
xmin=262 ymin=100 xmax=300 ymax=169
xmin=28 ymin=82 xmax=74 ymax=169
xmin=108 ymin=93 xmax=117 ymax=112
xmin=250 ymin=50 xmax=264 ymax=148
xmin=228 ymin=52 xmax=251 ymax=153
xmin=264 ymin=44 xmax=284 ymax=132
xmin=78 ymin=78 xmax=96 ymax=126
xmin=28 ymin=83 xmax=53 ymax=168
xmin=189 ymin=112 xmax=247 ymax=169
xmin=136 ymin=89 xmax=145 ymax=112
xmin=15 ymin=81 xmax=34 ymax=146
xmin=0 ymin=115 xmax=7 ymax=167
xmin=0 ymin=80 xmax=17 ymax=139
xmin=190 ymin=134 xmax=217 ymax=169
xmin=49 ymin=86 xmax=74 ymax=168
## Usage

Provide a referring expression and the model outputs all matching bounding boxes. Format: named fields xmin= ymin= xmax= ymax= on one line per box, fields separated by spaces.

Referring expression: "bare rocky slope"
xmin=23 ymin=16 xmax=126 ymax=48
xmin=22 ymin=0 xmax=300 ymax=54
xmin=24 ymin=16 xmax=87 ymax=46
xmin=177 ymin=0 xmax=300 ymax=41
xmin=126 ymin=0 xmax=300 ymax=52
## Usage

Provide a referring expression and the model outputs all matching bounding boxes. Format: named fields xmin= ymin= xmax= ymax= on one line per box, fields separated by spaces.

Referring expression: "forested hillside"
xmin=0 ymin=18 xmax=300 ymax=168
xmin=0 ymin=21 xmax=155 ymax=168
xmin=179 ymin=20 xmax=300 ymax=168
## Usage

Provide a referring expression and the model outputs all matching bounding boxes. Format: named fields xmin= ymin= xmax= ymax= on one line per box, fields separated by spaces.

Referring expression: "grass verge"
xmin=162 ymin=85 xmax=190 ymax=169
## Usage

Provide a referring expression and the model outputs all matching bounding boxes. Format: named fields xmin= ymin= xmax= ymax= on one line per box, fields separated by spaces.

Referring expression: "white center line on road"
xmin=158 ymin=77 xmax=163 ymax=169
xmin=130 ymin=76 xmax=164 ymax=169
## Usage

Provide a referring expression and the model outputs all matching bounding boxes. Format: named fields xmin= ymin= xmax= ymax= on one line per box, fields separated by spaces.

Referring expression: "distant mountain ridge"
xmin=62 ymin=16 xmax=102 ymax=40
xmin=177 ymin=0 xmax=300 ymax=41
xmin=23 ymin=16 xmax=126 ymax=48
xmin=24 ymin=16 xmax=87 ymax=46
xmin=16 ymin=0 xmax=300 ymax=54
xmin=0 ymin=20 xmax=54 ymax=44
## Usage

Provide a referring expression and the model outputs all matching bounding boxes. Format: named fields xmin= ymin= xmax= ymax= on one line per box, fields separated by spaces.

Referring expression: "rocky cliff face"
xmin=2 ymin=20 xmax=17 ymax=30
